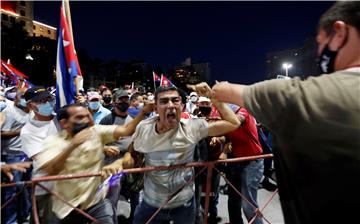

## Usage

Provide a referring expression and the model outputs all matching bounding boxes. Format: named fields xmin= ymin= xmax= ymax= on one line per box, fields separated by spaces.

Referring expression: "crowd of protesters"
xmin=1 ymin=2 xmax=359 ymax=224
xmin=1 ymin=82 xmax=272 ymax=224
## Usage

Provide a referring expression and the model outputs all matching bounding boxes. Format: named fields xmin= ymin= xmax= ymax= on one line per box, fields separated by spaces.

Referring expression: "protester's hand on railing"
xmin=1 ymin=162 xmax=32 ymax=181
xmin=187 ymin=82 xmax=212 ymax=98
xmin=103 ymin=145 xmax=120 ymax=157
xmin=101 ymin=161 xmax=123 ymax=179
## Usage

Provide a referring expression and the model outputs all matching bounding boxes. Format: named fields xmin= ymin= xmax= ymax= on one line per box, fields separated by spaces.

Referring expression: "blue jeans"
xmin=133 ymin=197 xmax=195 ymax=224
xmin=1 ymin=153 xmax=32 ymax=224
xmin=226 ymin=159 xmax=264 ymax=224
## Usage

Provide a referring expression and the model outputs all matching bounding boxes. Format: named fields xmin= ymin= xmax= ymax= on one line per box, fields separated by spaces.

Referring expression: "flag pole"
xmin=153 ymin=72 xmax=156 ymax=91
xmin=63 ymin=0 xmax=79 ymax=93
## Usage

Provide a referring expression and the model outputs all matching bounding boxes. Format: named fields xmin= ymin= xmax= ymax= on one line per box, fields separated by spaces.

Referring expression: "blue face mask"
xmin=88 ymin=101 xmax=100 ymax=110
xmin=36 ymin=102 xmax=53 ymax=116
xmin=19 ymin=98 xmax=27 ymax=108
xmin=0 ymin=101 xmax=7 ymax=111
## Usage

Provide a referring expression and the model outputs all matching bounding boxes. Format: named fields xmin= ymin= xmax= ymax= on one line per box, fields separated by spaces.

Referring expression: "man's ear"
xmin=28 ymin=102 xmax=37 ymax=112
xmin=59 ymin=119 xmax=67 ymax=129
xmin=332 ymin=21 xmax=348 ymax=49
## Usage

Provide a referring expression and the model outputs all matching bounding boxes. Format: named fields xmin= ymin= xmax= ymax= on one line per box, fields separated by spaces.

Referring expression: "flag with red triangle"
xmin=160 ymin=74 xmax=175 ymax=87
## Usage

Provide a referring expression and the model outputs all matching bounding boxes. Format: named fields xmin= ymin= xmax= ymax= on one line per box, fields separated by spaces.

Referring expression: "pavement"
xmin=216 ymin=177 xmax=284 ymax=224
xmin=117 ymin=176 xmax=285 ymax=224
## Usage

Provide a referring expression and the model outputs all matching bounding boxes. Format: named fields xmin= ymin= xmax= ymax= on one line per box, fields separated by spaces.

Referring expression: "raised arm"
xmin=212 ymin=82 xmax=247 ymax=107
xmin=113 ymin=102 xmax=154 ymax=139
xmin=188 ymin=82 xmax=240 ymax=137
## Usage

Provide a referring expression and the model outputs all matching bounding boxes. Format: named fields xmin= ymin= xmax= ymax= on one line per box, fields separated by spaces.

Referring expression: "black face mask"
xmin=318 ymin=44 xmax=338 ymax=74
xmin=318 ymin=29 xmax=348 ymax=74
xmin=116 ymin=102 xmax=129 ymax=112
xmin=199 ymin=106 xmax=212 ymax=116
xmin=103 ymin=96 xmax=112 ymax=104
xmin=72 ymin=122 xmax=89 ymax=135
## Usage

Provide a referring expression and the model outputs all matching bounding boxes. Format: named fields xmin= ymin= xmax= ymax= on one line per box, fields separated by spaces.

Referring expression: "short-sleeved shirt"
xmin=132 ymin=116 xmax=208 ymax=208
xmin=1 ymin=105 xmax=29 ymax=153
xmin=92 ymin=106 xmax=111 ymax=124
xmin=36 ymin=125 xmax=117 ymax=219
xmin=226 ymin=108 xmax=262 ymax=157
xmin=242 ymin=69 xmax=360 ymax=223
xmin=20 ymin=117 xmax=60 ymax=195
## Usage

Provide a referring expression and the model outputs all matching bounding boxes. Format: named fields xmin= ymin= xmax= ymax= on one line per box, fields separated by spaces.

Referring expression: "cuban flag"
xmin=56 ymin=1 xmax=82 ymax=111
xmin=160 ymin=74 xmax=176 ymax=87
xmin=1 ymin=60 xmax=33 ymax=88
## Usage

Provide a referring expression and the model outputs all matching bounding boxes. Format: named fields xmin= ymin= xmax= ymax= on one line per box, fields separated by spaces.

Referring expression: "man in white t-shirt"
xmin=104 ymin=84 xmax=240 ymax=223
xmin=20 ymin=86 xmax=59 ymax=223
xmin=1 ymin=90 xmax=31 ymax=224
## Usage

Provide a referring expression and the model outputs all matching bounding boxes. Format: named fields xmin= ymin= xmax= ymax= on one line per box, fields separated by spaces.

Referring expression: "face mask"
xmin=199 ymin=106 xmax=212 ymax=116
xmin=116 ymin=102 xmax=129 ymax=112
xmin=318 ymin=44 xmax=338 ymax=74
xmin=6 ymin=92 xmax=16 ymax=100
xmin=0 ymin=101 xmax=7 ymax=111
xmin=72 ymin=122 xmax=89 ymax=135
xmin=137 ymin=102 xmax=144 ymax=109
xmin=19 ymin=98 xmax=27 ymax=108
xmin=36 ymin=102 xmax=53 ymax=116
xmin=0 ymin=91 xmax=5 ymax=97
xmin=88 ymin=101 xmax=101 ymax=110
xmin=103 ymin=96 xmax=112 ymax=104
xmin=318 ymin=30 xmax=348 ymax=74
xmin=190 ymin=96 xmax=197 ymax=103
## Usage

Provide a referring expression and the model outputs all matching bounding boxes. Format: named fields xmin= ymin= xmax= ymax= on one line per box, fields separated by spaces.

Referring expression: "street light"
xmin=282 ymin=63 xmax=292 ymax=77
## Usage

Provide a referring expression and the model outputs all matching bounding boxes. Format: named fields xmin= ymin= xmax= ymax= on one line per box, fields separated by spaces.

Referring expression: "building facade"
xmin=1 ymin=0 xmax=56 ymax=40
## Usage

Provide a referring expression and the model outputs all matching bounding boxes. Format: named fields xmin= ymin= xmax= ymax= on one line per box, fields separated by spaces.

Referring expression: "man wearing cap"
xmin=1 ymin=88 xmax=31 ymax=224
xmin=20 ymin=86 xmax=60 ymax=223
xmin=87 ymin=91 xmax=111 ymax=124
xmin=100 ymin=89 xmax=141 ymax=223
xmin=186 ymin=91 xmax=198 ymax=114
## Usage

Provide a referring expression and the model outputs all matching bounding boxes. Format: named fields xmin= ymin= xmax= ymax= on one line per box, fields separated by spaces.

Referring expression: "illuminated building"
xmin=1 ymin=0 xmax=56 ymax=40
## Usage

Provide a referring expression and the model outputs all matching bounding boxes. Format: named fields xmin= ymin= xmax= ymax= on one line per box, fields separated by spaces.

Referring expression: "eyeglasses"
xmin=159 ymin=97 xmax=181 ymax=105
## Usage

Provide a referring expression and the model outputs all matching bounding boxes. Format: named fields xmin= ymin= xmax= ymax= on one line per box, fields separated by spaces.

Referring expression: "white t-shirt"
xmin=132 ymin=116 xmax=208 ymax=208
xmin=1 ymin=105 xmax=30 ymax=153
xmin=20 ymin=117 xmax=60 ymax=195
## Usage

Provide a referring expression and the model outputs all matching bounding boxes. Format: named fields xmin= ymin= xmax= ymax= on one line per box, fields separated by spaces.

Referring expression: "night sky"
xmin=34 ymin=1 xmax=334 ymax=85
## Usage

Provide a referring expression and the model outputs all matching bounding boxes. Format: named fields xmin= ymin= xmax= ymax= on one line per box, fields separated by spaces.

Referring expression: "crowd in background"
xmin=1 ymin=83 xmax=275 ymax=224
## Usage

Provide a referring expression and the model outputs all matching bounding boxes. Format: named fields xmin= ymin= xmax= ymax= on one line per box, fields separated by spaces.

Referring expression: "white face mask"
xmin=190 ymin=96 xmax=197 ymax=103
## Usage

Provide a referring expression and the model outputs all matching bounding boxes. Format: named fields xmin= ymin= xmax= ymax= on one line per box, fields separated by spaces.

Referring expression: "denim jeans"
xmin=1 ymin=153 xmax=32 ymax=224
xmin=133 ymin=196 xmax=195 ymax=224
xmin=226 ymin=159 xmax=264 ymax=224
xmin=53 ymin=198 xmax=114 ymax=224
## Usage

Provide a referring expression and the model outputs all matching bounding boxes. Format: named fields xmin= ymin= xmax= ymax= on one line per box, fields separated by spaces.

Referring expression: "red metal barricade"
xmin=1 ymin=154 xmax=277 ymax=224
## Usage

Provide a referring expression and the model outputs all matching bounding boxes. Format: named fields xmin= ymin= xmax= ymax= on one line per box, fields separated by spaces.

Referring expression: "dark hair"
xmin=57 ymin=103 xmax=87 ymax=121
xmin=130 ymin=92 xmax=141 ymax=102
xmin=177 ymin=88 xmax=188 ymax=105
xmin=319 ymin=2 xmax=360 ymax=35
xmin=154 ymin=86 xmax=179 ymax=102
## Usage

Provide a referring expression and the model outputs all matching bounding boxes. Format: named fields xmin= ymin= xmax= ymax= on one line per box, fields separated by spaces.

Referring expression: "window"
xmin=20 ymin=1 xmax=26 ymax=6
xmin=20 ymin=20 xmax=25 ymax=27
xmin=2 ymin=14 xmax=8 ymax=21
xmin=20 ymin=10 xmax=25 ymax=16
xmin=10 ymin=17 xmax=15 ymax=23
xmin=47 ymin=30 xmax=50 ymax=34
xmin=33 ymin=25 xmax=36 ymax=30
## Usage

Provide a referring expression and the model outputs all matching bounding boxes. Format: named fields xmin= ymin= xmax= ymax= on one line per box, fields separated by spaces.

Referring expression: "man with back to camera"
xmin=212 ymin=2 xmax=360 ymax=223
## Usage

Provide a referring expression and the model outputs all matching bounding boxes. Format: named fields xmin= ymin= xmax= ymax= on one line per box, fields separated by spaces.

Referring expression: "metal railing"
xmin=1 ymin=154 xmax=276 ymax=224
